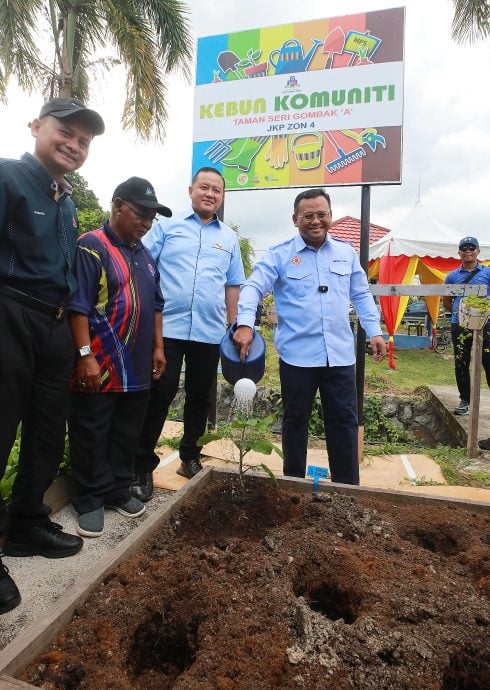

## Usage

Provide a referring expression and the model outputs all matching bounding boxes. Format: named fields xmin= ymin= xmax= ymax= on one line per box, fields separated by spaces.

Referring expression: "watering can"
xmin=219 ymin=324 xmax=266 ymax=385
xmin=269 ymin=38 xmax=323 ymax=75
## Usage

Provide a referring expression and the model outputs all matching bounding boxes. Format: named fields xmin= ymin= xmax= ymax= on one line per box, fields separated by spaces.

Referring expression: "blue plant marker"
xmin=307 ymin=465 xmax=329 ymax=493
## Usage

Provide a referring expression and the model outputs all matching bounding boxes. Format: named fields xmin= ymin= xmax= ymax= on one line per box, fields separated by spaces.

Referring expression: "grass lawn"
xmin=254 ymin=328 xmax=457 ymax=393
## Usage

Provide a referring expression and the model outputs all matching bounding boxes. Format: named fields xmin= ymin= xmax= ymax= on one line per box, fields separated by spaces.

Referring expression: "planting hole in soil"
xmin=18 ymin=474 xmax=490 ymax=689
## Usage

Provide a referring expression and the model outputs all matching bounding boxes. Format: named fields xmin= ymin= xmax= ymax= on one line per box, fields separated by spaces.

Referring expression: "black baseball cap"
xmin=112 ymin=177 xmax=172 ymax=217
xmin=39 ymin=97 xmax=105 ymax=136
xmin=459 ymin=236 xmax=479 ymax=249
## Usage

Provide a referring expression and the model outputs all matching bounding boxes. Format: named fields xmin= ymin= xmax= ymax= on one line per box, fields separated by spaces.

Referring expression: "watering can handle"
xmin=269 ymin=49 xmax=280 ymax=69
xmin=283 ymin=39 xmax=301 ymax=48
xmin=228 ymin=322 xmax=256 ymax=342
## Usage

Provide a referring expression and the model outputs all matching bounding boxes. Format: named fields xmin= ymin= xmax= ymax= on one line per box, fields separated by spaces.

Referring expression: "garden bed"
xmin=3 ymin=469 xmax=490 ymax=689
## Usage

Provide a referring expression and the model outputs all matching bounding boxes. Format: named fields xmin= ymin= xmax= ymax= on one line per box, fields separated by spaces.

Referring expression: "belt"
xmin=0 ymin=285 xmax=68 ymax=320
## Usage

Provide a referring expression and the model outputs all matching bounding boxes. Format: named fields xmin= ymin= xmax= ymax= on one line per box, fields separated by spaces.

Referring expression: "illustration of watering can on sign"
xmin=269 ymin=38 xmax=323 ymax=75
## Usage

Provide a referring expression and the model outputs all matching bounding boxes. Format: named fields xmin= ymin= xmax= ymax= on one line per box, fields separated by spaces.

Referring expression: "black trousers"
xmin=451 ymin=322 xmax=490 ymax=403
xmin=134 ymin=338 xmax=220 ymax=473
xmin=0 ymin=295 xmax=74 ymax=527
xmin=69 ymin=390 xmax=150 ymax=514
xmin=279 ymin=359 xmax=359 ymax=485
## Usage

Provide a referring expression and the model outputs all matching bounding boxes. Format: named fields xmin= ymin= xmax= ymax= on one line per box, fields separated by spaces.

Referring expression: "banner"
xmin=192 ymin=7 xmax=404 ymax=190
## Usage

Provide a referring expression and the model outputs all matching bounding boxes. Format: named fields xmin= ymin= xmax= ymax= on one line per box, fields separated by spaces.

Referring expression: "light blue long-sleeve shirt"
xmin=143 ymin=208 xmax=245 ymax=344
xmin=444 ymin=263 xmax=490 ymax=324
xmin=237 ymin=234 xmax=382 ymax=367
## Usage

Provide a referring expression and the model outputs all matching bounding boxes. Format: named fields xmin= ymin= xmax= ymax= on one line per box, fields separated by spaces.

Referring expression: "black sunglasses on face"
xmin=460 ymin=245 xmax=477 ymax=251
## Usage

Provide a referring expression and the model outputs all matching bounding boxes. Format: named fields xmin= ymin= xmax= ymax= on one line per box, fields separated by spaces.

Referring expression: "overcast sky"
xmin=1 ymin=0 xmax=488 ymax=256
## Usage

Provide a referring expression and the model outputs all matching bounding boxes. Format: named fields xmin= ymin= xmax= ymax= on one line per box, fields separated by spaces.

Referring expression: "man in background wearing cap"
xmin=443 ymin=237 xmax=490 ymax=430
xmin=67 ymin=178 xmax=169 ymax=537
xmin=0 ymin=97 xmax=104 ymax=612
xmin=131 ymin=167 xmax=245 ymax=497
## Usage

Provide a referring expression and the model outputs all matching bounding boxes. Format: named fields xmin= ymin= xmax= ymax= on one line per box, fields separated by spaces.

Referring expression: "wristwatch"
xmin=78 ymin=345 xmax=92 ymax=357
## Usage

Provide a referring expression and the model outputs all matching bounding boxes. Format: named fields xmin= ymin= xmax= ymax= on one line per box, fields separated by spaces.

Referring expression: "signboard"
xmin=192 ymin=7 xmax=404 ymax=190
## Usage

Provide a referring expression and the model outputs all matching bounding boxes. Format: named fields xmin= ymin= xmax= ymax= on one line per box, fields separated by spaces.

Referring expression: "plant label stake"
xmin=307 ymin=465 xmax=329 ymax=492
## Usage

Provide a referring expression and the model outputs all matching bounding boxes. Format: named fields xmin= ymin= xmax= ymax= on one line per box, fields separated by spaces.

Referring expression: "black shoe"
xmin=454 ymin=400 xmax=469 ymax=416
xmin=176 ymin=459 xmax=202 ymax=479
xmin=130 ymin=472 xmax=154 ymax=502
xmin=4 ymin=521 xmax=83 ymax=559
xmin=478 ymin=438 xmax=490 ymax=451
xmin=0 ymin=560 xmax=21 ymax=614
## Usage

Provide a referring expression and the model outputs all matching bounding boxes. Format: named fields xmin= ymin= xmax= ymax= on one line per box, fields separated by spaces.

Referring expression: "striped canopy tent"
xmin=368 ymin=201 xmax=490 ymax=368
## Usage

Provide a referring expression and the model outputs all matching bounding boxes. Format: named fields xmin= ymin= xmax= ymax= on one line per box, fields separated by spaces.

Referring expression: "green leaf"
xmin=259 ymin=463 xmax=277 ymax=484
xmin=251 ymin=439 xmax=274 ymax=455
xmin=271 ymin=444 xmax=284 ymax=459
xmin=197 ymin=432 xmax=223 ymax=445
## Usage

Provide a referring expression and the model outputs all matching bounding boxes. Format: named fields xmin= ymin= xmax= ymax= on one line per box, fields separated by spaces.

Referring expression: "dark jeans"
xmin=451 ymin=322 xmax=490 ymax=402
xmin=279 ymin=359 xmax=359 ymax=485
xmin=0 ymin=295 xmax=74 ymax=527
xmin=134 ymin=338 xmax=220 ymax=473
xmin=69 ymin=390 xmax=150 ymax=514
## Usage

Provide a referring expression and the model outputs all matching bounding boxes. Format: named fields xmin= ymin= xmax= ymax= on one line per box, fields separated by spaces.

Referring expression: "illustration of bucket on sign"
xmin=291 ymin=132 xmax=323 ymax=170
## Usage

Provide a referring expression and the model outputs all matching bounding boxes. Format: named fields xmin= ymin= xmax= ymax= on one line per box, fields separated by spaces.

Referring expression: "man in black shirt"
xmin=0 ymin=98 xmax=104 ymax=614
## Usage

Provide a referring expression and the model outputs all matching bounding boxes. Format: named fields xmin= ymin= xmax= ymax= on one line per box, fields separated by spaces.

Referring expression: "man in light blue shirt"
xmin=131 ymin=167 xmax=245 ymax=495
xmin=234 ymin=188 xmax=385 ymax=485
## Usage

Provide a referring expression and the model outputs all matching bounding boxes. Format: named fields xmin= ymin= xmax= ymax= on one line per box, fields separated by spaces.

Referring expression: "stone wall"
xmin=170 ymin=383 xmax=449 ymax=445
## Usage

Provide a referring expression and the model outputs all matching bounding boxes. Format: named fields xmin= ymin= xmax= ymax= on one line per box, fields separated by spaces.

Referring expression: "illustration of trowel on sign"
xmin=217 ymin=51 xmax=242 ymax=78
xmin=322 ymin=26 xmax=345 ymax=68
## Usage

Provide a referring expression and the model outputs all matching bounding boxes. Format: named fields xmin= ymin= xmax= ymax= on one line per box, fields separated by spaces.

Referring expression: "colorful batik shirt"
xmin=69 ymin=223 xmax=164 ymax=392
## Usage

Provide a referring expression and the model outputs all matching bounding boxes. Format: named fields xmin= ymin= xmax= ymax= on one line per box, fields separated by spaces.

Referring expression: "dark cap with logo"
xmin=459 ymin=236 xmax=479 ymax=249
xmin=112 ymin=177 xmax=172 ymax=217
xmin=39 ymin=98 xmax=105 ymax=136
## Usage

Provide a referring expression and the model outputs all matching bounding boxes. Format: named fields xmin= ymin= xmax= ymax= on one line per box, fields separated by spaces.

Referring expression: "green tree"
xmin=0 ymin=0 xmax=193 ymax=141
xmin=77 ymin=208 xmax=108 ymax=234
xmin=67 ymin=171 xmax=102 ymax=212
xmin=227 ymin=221 xmax=255 ymax=277
xmin=451 ymin=0 xmax=490 ymax=43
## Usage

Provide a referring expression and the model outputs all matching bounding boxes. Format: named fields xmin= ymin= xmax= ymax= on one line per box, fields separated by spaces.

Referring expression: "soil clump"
xmin=20 ymin=476 xmax=490 ymax=689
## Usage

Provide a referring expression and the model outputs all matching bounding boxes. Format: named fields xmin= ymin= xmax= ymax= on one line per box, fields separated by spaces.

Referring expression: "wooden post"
xmin=467 ymin=328 xmax=483 ymax=457
xmin=356 ymin=185 xmax=371 ymax=462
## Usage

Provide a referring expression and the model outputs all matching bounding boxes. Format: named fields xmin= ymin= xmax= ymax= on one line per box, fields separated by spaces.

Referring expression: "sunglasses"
xmin=460 ymin=245 xmax=477 ymax=251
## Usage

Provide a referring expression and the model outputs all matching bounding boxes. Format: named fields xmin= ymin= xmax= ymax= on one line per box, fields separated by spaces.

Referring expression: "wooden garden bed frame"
xmin=0 ymin=467 xmax=488 ymax=688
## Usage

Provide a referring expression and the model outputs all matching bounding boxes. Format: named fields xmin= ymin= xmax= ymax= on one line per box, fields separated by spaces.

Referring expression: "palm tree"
xmin=451 ymin=0 xmax=490 ymax=43
xmin=0 ymin=0 xmax=193 ymax=141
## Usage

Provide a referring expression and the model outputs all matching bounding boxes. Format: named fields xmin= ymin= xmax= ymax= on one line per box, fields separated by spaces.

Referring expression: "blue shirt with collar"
xmin=142 ymin=207 xmax=245 ymax=344
xmin=0 ymin=152 xmax=78 ymax=300
xmin=237 ymin=233 xmax=382 ymax=367
xmin=444 ymin=262 xmax=490 ymax=324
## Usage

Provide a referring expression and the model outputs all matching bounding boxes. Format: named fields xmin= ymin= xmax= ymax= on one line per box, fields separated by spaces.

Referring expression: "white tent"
xmin=369 ymin=201 xmax=490 ymax=260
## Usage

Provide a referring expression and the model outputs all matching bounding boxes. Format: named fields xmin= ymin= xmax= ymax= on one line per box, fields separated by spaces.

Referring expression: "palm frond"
xmin=452 ymin=0 xmax=490 ymax=44
xmin=0 ymin=0 xmax=45 ymax=97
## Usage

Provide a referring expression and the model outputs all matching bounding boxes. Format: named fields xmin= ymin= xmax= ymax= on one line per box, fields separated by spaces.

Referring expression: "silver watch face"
xmin=79 ymin=345 xmax=92 ymax=357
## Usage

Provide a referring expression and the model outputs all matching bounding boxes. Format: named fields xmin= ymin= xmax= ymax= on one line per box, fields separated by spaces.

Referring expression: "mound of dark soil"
xmin=21 ymin=476 xmax=490 ymax=689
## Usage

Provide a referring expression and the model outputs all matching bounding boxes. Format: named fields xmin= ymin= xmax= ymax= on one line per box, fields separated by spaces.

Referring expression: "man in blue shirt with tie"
xmin=234 ymin=188 xmax=385 ymax=484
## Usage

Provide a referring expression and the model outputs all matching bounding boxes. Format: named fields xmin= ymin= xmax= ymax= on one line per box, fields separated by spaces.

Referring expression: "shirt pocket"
xmin=199 ymin=245 xmax=231 ymax=272
xmin=285 ymin=264 xmax=314 ymax=297
xmin=329 ymin=262 xmax=351 ymax=296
